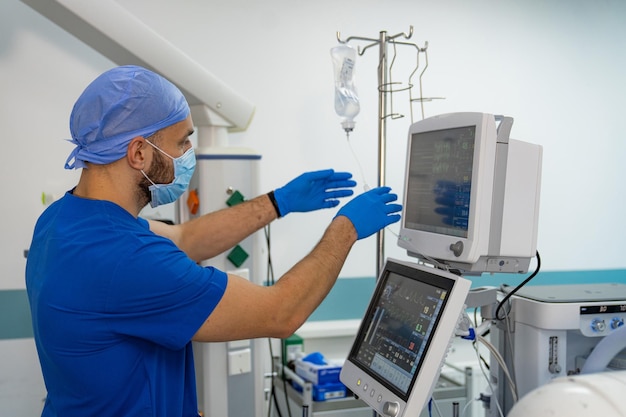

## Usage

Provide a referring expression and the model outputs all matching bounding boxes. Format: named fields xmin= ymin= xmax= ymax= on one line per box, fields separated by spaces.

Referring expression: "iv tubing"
xmin=581 ymin=323 xmax=626 ymax=374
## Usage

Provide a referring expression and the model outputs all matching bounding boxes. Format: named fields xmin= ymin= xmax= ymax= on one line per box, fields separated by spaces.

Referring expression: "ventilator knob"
xmin=382 ymin=401 xmax=399 ymax=417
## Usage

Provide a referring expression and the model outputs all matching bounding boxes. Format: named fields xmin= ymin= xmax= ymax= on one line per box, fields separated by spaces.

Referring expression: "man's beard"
xmin=138 ymin=149 xmax=174 ymax=207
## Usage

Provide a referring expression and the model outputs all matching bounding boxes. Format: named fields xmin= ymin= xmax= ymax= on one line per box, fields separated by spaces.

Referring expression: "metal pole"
xmin=376 ymin=31 xmax=388 ymax=276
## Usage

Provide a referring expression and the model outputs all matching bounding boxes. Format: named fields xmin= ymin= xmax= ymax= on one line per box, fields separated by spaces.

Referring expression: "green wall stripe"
xmin=308 ymin=277 xmax=376 ymax=321
xmin=0 ymin=290 xmax=33 ymax=340
xmin=471 ymin=268 xmax=626 ymax=288
xmin=3 ymin=269 xmax=626 ymax=338
xmin=308 ymin=269 xmax=626 ymax=321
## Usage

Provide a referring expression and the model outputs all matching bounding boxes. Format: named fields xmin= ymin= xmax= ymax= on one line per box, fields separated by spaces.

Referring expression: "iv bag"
xmin=331 ymin=44 xmax=360 ymax=133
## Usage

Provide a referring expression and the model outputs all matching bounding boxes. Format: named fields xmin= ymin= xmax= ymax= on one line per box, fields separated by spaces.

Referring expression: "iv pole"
xmin=337 ymin=26 xmax=424 ymax=275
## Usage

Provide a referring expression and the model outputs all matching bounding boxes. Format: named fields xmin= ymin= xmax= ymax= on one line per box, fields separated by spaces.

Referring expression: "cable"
xmin=469 ymin=258 xmax=534 ymax=415
xmin=495 ymin=251 xmax=541 ymax=321
xmin=281 ymin=371 xmax=293 ymax=417
xmin=267 ymin=340 xmax=274 ymax=417
xmin=473 ymin=341 xmax=505 ymax=417
xmin=471 ymin=309 xmax=491 ymax=370
xmin=264 ymin=224 xmax=278 ymax=417
xmin=265 ymin=225 xmax=275 ymax=286
xmin=264 ymin=224 xmax=294 ymax=417
xmin=460 ymin=397 xmax=475 ymax=417
xmin=345 ymin=135 xmax=370 ymax=192
xmin=269 ymin=384 xmax=283 ymax=417
xmin=476 ymin=335 xmax=518 ymax=403
xmin=345 ymin=134 xmax=407 ymax=246
xmin=472 ymin=340 xmax=490 ymax=371
xmin=431 ymin=397 xmax=444 ymax=417
xmin=501 ymin=305 xmax=519 ymax=402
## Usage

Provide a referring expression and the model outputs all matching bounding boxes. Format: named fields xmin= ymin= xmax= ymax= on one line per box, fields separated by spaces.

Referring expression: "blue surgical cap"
xmin=65 ymin=65 xmax=190 ymax=169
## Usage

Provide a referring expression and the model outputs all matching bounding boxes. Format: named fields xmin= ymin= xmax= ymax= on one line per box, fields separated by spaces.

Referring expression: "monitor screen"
xmin=340 ymin=259 xmax=471 ymax=417
xmin=404 ymin=126 xmax=475 ymax=239
xmin=397 ymin=112 xmax=542 ymax=274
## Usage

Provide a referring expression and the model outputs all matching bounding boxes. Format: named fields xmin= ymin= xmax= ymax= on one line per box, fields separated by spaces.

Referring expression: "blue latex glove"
xmin=335 ymin=186 xmax=402 ymax=240
xmin=302 ymin=352 xmax=327 ymax=365
xmin=273 ymin=169 xmax=357 ymax=216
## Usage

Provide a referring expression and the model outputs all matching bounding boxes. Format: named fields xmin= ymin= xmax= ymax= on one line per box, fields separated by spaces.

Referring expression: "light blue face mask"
xmin=141 ymin=141 xmax=196 ymax=208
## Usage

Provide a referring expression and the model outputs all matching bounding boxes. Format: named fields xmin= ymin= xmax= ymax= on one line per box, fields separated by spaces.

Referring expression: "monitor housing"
xmin=340 ymin=258 xmax=471 ymax=417
xmin=397 ymin=112 xmax=542 ymax=274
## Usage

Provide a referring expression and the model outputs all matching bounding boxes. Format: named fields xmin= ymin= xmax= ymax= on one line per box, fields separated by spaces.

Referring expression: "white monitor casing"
xmin=397 ymin=112 xmax=542 ymax=274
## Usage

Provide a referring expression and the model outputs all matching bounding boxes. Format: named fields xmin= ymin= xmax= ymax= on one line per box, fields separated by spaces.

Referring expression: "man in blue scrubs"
xmin=25 ymin=65 xmax=402 ymax=417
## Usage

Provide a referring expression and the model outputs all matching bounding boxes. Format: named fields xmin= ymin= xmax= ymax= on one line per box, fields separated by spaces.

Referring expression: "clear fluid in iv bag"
xmin=335 ymin=85 xmax=360 ymax=119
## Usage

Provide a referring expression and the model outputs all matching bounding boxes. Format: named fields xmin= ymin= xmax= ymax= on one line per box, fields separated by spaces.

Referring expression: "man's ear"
xmin=127 ymin=136 xmax=149 ymax=170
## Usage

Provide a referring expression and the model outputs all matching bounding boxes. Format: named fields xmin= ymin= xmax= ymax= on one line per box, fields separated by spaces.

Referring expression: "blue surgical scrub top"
xmin=25 ymin=191 xmax=227 ymax=417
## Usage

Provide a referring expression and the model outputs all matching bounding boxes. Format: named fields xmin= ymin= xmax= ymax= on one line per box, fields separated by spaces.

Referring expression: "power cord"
xmin=264 ymin=224 xmax=294 ymax=417
xmin=495 ymin=251 xmax=541 ymax=321
xmin=473 ymin=341 xmax=505 ymax=417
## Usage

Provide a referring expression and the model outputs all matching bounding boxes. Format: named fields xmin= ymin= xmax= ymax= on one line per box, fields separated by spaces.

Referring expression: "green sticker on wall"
xmin=226 ymin=190 xmax=245 ymax=207
xmin=227 ymin=244 xmax=249 ymax=267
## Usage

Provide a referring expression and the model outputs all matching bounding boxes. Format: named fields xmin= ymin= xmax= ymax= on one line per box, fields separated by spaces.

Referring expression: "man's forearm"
xmin=191 ymin=215 xmax=358 ymax=342
xmin=270 ymin=216 xmax=358 ymax=332
xmin=179 ymin=193 xmax=278 ymax=262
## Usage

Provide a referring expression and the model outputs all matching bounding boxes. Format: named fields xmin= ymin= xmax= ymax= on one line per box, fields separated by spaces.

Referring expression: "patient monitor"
xmin=397 ymin=112 xmax=542 ymax=275
xmin=340 ymin=259 xmax=471 ymax=417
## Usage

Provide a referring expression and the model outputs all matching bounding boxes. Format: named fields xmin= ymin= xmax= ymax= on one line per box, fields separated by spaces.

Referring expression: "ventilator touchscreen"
xmin=340 ymin=259 xmax=470 ymax=417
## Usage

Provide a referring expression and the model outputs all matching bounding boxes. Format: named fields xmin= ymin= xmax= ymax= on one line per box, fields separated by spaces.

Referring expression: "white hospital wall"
xmin=2 ymin=0 xmax=625 ymax=291
xmin=0 ymin=0 xmax=626 ymax=288
xmin=114 ymin=0 xmax=626 ymax=277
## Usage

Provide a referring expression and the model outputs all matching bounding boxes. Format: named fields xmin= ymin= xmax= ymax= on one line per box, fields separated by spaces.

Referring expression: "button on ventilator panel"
xmin=346 ymin=307 xmax=467 ymax=417
xmin=353 ymin=377 xmax=402 ymax=417
xmin=508 ymin=284 xmax=626 ymax=339
xmin=580 ymin=304 xmax=626 ymax=337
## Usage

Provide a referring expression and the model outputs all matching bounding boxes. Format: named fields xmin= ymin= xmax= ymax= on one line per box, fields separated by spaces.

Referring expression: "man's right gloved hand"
xmin=335 ymin=186 xmax=402 ymax=240
xmin=273 ymin=169 xmax=356 ymax=217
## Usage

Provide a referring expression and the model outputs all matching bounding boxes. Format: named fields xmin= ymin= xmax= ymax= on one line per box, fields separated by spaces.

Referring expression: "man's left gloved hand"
xmin=335 ymin=186 xmax=402 ymax=240
xmin=273 ymin=169 xmax=357 ymax=217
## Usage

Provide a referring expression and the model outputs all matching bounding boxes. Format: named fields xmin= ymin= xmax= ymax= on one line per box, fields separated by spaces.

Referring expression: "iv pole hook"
xmin=394 ymin=25 xmax=413 ymax=41
xmin=336 ymin=25 xmax=413 ymax=44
